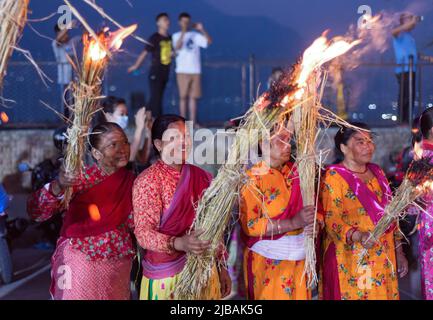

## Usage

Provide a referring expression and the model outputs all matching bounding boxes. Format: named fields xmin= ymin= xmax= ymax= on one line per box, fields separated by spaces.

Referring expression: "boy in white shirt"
xmin=172 ymin=13 xmax=212 ymax=127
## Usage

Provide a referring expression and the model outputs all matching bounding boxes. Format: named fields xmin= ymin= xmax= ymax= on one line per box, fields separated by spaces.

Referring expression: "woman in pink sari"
xmin=416 ymin=108 xmax=433 ymax=299
xmin=27 ymin=122 xmax=135 ymax=300
xmin=133 ymin=114 xmax=232 ymax=300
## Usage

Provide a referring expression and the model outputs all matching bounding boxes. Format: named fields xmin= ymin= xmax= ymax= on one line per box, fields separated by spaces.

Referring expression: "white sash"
xmin=250 ymin=233 xmax=306 ymax=261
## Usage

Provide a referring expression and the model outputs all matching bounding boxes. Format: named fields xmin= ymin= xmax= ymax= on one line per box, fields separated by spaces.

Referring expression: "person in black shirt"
xmin=128 ymin=13 xmax=172 ymax=118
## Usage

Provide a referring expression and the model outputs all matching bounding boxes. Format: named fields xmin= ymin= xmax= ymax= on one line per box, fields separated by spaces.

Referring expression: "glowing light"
xmin=87 ymin=24 xmax=137 ymax=62
xmin=0 ymin=112 xmax=9 ymax=123
xmin=88 ymin=204 xmax=101 ymax=221
xmin=89 ymin=41 xmax=107 ymax=61
xmin=294 ymin=34 xmax=361 ymax=100
xmin=280 ymin=95 xmax=290 ymax=106
xmin=416 ymin=180 xmax=433 ymax=193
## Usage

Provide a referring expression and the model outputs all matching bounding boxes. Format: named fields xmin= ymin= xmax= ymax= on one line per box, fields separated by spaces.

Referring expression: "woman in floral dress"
xmin=240 ymin=124 xmax=316 ymax=300
xmin=320 ymin=123 xmax=408 ymax=300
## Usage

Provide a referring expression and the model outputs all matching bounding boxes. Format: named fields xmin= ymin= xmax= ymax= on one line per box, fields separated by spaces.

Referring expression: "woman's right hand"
xmin=295 ymin=205 xmax=316 ymax=228
xmin=51 ymin=168 xmax=79 ymax=195
xmin=173 ymin=230 xmax=211 ymax=255
xmin=360 ymin=232 xmax=376 ymax=249
xmin=352 ymin=231 xmax=376 ymax=249
xmin=127 ymin=65 xmax=138 ymax=73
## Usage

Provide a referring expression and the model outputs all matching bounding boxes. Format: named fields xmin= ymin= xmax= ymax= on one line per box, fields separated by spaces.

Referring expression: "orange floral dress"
xmin=319 ymin=167 xmax=400 ymax=300
xmin=240 ymin=162 xmax=311 ymax=300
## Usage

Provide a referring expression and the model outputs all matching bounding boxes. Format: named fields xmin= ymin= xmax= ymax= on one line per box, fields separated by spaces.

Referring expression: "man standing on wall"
xmin=128 ymin=13 xmax=172 ymax=119
xmin=173 ymin=13 xmax=212 ymax=127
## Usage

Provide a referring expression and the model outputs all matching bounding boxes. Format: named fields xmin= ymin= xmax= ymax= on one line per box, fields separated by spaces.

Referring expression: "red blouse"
xmin=133 ymin=160 xmax=180 ymax=254
xmin=27 ymin=165 xmax=135 ymax=261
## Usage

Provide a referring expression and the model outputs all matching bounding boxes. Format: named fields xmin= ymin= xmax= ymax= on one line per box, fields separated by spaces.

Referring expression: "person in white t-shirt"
xmin=172 ymin=12 xmax=212 ymax=127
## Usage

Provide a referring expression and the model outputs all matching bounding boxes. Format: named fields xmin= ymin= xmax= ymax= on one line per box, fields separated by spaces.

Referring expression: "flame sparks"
xmin=0 ymin=112 xmax=9 ymax=123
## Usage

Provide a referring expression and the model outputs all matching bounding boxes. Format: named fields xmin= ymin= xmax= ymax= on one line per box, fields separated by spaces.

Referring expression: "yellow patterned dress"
xmin=240 ymin=162 xmax=311 ymax=300
xmin=319 ymin=167 xmax=400 ymax=300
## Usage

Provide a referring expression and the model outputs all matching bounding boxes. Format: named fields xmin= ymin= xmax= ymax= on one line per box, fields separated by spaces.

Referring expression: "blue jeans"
xmin=0 ymin=215 xmax=12 ymax=284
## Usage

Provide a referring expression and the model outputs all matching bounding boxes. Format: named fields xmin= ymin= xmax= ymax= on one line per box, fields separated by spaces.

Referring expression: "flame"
xmin=0 ymin=112 xmax=9 ymax=123
xmin=89 ymin=40 xmax=107 ymax=61
xmin=87 ymin=24 xmax=138 ymax=62
xmin=294 ymin=34 xmax=361 ymax=99
xmin=416 ymin=179 xmax=433 ymax=193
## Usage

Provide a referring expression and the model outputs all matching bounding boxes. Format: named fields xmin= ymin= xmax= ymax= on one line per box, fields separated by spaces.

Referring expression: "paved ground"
xmin=0 ymin=193 xmax=424 ymax=300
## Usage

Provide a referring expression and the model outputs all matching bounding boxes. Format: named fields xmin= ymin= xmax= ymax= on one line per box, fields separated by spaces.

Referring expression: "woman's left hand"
xmin=218 ymin=267 xmax=232 ymax=299
xmin=396 ymin=249 xmax=409 ymax=278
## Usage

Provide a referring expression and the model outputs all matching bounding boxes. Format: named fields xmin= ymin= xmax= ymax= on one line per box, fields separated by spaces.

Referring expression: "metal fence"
xmin=1 ymin=59 xmax=433 ymax=128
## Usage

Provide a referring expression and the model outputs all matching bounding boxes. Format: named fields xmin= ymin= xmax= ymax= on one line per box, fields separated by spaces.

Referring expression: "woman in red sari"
xmin=27 ymin=122 xmax=135 ymax=300
xmin=133 ymin=114 xmax=232 ymax=300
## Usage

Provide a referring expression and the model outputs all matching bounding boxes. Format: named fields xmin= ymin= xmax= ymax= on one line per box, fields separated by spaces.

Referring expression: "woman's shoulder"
xmin=322 ymin=165 xmax=346 ymax=184
xmin=245 ymin=161 xmax=269 ymax=176
xmin=134 ymin=162 xmax=163 ymax=187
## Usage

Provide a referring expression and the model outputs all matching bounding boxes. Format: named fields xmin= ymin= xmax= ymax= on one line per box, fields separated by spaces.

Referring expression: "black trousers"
xmin=148 ymin=66 xmax=170 ymax=119
xmin=396 ymin=72 xmax=416 ymax=124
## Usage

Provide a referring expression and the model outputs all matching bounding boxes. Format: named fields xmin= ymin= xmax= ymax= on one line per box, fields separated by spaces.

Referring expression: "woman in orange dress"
xmin=240 ymin=125 xmax=316 ymax=300
xmin=320 ymin=123 xmax=408 ymax=300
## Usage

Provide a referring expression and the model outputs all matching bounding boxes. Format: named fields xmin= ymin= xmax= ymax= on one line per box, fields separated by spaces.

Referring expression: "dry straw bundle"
xmin=358 ymin=157 xmax=433 ymax=265
xmin=60 ymin=6 xmax=137 ymax=205
xmin=62 ymin=31 xmax=110 ymax=205
xmin=0 ymin=0 xmax=29 ymax=91
xmin=292 ymin=80 xmax=321 ymax=288
xmin=289 ymin=35 xmax=360 ymax=288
